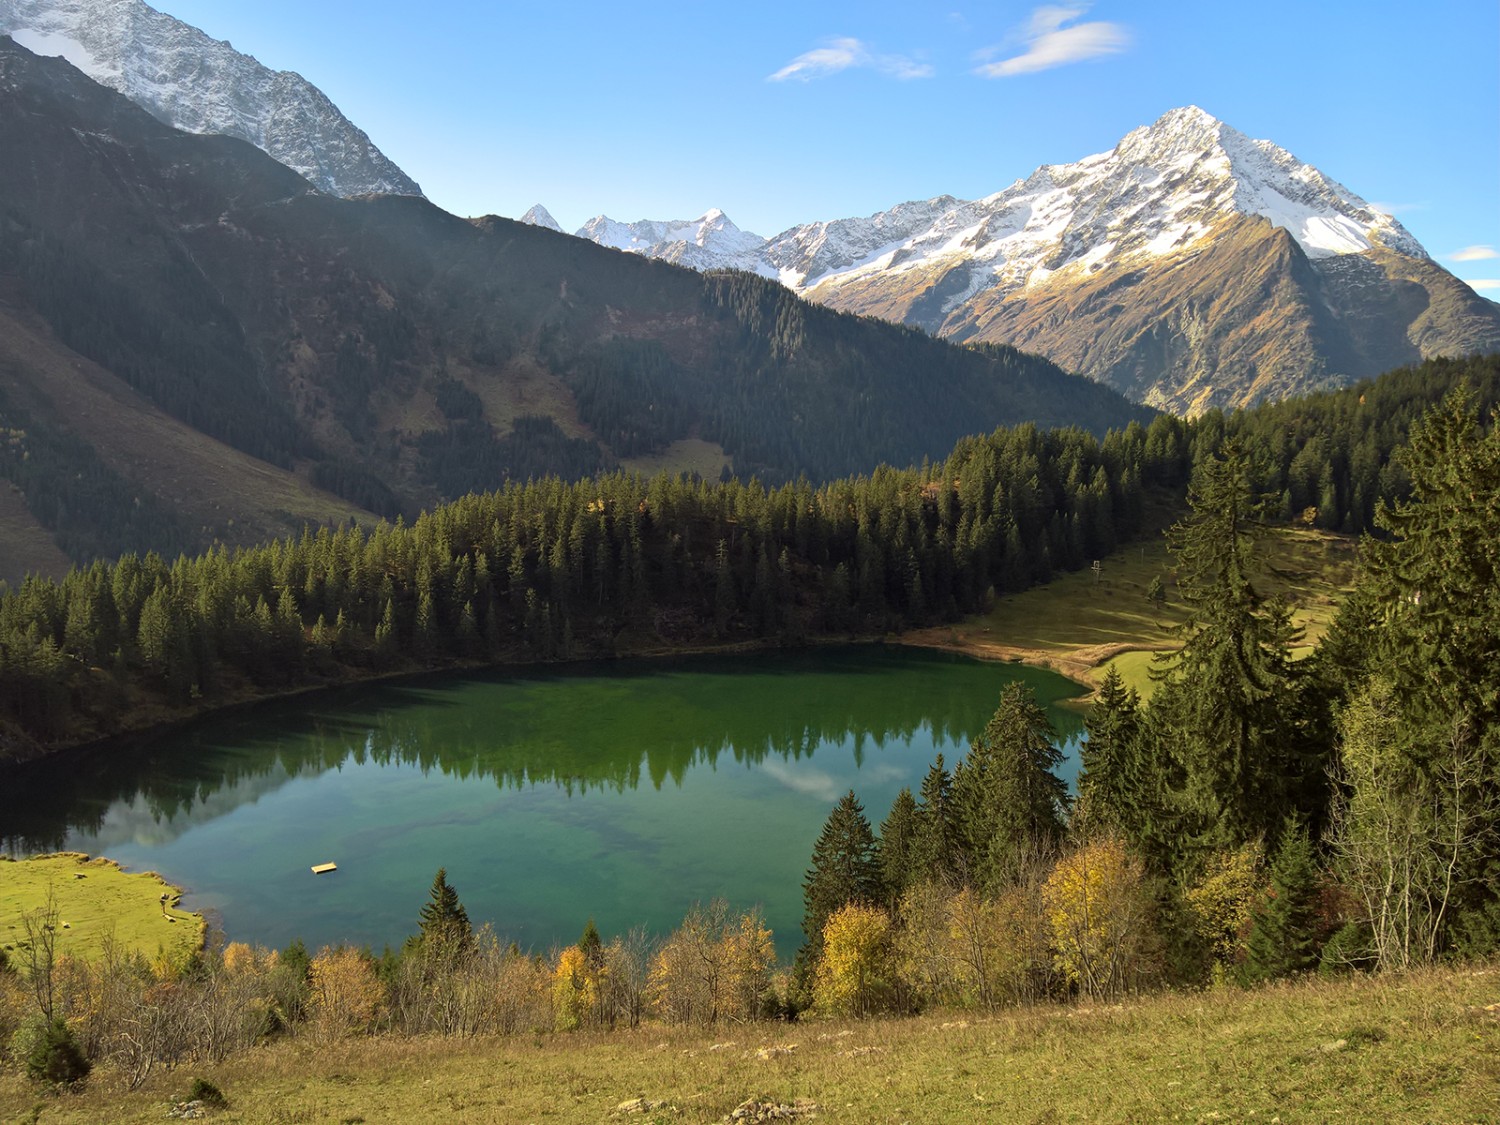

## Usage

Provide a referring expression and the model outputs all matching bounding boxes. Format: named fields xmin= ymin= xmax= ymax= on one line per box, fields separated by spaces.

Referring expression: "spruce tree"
xmin=1076 ymin=664 xmax=1143 ymax=839
xmin=1352 ymin=386 xmax=1500 ymax=953
xmin=912 ymin=754 xmax=959 ymax=886
xmin=1151 ymin=441 xmax=1302 ymax=859
xmin=952 ymin=683 xmax=1067 ymax=892
xmin=878 ymin=787 xmax=921 ymax=905
xmin=799 ymin=791 xmax=882 ymax=969
xmin=417 ymin=867 xmax=473 ymax=953
xmin=1242 ymin=820 xmax=1322 ymax=982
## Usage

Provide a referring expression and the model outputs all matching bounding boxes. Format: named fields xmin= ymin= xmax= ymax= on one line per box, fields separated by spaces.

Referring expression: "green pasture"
xmin=0 ymin=853 xmax=203 ymax=967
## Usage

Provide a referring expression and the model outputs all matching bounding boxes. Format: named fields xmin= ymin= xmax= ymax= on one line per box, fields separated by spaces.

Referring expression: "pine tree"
xmin=417 ymin=867 xmax=473 ymax=953
xmin=912 ymin=754 xmax=959 ymax=885
xmin=878 ymin=788 xmax=920 ymax=905
xmin=1076 ymin=665 xmax=1143 ymax=840
xmin=1344 ymin=386 xmax=1500 ymax=953
xmin=798 ymin=791 xmax=883 ymax=978
xmin=952 ymin=683 xmax=1067 ymax=892
xmin=1151 ymin=441 xmax=1302 ymax=858
xmin=1242 ymin=820 xmax=1322 ymax=982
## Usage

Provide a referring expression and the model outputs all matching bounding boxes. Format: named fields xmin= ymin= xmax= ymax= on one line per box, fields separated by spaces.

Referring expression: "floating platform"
xmin=310 ymin=863 xmax=338 ymax=875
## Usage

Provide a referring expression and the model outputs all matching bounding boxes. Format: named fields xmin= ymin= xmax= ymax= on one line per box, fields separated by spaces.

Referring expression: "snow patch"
xmin=8 ymin=26 xmax=106 ymax=79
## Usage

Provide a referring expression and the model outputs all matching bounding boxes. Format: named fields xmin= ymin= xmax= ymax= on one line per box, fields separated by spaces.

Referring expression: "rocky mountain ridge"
xmin=541 ymin=107 xmax=1499 ymax=412
xmin=0 ymin=0 xmax=421 ymax=197
xmin=0 ymin=37 xmax=1146 ymax=581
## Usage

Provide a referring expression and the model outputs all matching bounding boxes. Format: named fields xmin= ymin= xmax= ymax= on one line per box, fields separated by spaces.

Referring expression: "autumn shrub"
xmin=1043 ymin=836 xmax=1159 ymax=999
xmin=648 ymin=901 xmax=774 ymax=1027
xmin=1184 ymin=840 xmax=1265 ymax=978
xmin=551 ymin=946 xmax=599 ymax=1031
xmin=307 ymin=946 xmax=383 ymax=1040
xmin=814 ymin=903 xmax=896 ymax=1017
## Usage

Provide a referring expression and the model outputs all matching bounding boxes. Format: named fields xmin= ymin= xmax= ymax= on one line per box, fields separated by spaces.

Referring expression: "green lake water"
xmin=0 ymin=647 xmax=1085 ymax=957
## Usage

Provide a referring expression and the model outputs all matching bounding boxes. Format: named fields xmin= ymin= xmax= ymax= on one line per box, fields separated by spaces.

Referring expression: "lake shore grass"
xmin=2 ymin=962 xmax=1494 ymax=1123
xmin=901 ymin=525 xmax=1359 ymax=701
xmin=0 ymin=853 xmax=202 ymax=967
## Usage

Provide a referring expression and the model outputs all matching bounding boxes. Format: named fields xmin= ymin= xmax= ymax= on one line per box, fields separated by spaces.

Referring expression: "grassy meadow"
xmin=0 ymin=855 xmax=202 ymax=968
xmin=1 ymin=964 xmax=1495 ymax=1123
xmin=904 ymin=525 xmax=1359 ymax=701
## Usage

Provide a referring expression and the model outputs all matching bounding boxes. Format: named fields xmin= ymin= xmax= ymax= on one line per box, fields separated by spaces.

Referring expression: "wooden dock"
xmin=310 ymin=863 xmax=338 ymax=875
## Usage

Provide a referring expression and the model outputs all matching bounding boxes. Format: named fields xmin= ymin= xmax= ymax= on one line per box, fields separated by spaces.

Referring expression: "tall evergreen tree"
xmin=1242 ymin=820 xmax=1323 ymax=982
xmin=1352 ymin=386 xmax=1500 ymax=952
xmin=952 ymin=683 xmax=1067 ymax=892
xmin=798 ymin=791 xmax=883 ymax=973
xmin=417 ymin=867 xmax=473 ymax=953
xmin=912 ymin=754 xmax=960 ymax=886
xmin=1075 ymin=665 xmax=1143 ymax=839
xmin=1149 ymin=441 xmax=1302 ymax=860
xmin=878 ymin=787 xmax=921 ymax=905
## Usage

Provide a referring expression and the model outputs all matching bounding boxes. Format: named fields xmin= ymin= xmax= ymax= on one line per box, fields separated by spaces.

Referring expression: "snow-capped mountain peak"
xmin=571 ymin=106 xmax=1425 ymax=303
xmin=0 ymin=0 xmax=421 ymax=197
xmin=520 ymin=204 xmax=562 ymax=232
xmin=576 ymin=208 xmax=767 ymax=272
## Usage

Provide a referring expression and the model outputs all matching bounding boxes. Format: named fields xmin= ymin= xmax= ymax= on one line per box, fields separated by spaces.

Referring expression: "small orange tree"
xmin=307 ymin=946 xmax=383 ymax=1039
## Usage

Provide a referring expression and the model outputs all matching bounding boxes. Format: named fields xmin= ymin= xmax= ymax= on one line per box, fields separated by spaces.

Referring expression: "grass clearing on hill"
xmin=0 ymin=964 xmax=1494 ymax=1122
xmin=903 ymin=525 xmax=1359 ymax=701
xmin=0 ymin=854 xmax=202 ymax=967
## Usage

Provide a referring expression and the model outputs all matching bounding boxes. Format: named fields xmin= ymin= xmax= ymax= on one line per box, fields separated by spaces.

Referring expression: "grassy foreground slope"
xmin=1 ymin=965 xmax=1495 ymax=1122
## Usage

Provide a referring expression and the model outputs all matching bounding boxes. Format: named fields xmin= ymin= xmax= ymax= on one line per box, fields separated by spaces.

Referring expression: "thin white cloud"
xmin=1451 ymin=245 xmax=1499 ymax=262
xmin=758 ymin=760 xmax=843 ymax=803
xmin=1368 ymin=200 xmax=1425 ymax=217
xmin=1468 ymin=279 xmax=1500 ymax=291
xmin=768 ymin=37 xmax=934 ymax=83
xmin=976 ymin=4 xmax=1130 ymax=77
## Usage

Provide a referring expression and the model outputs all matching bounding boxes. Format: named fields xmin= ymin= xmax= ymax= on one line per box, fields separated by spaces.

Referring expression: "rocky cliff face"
xmin=0 ymin=0 xmax=421 ymax=197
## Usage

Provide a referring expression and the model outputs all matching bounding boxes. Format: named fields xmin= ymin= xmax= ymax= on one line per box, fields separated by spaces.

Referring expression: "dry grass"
xmin=1 ymin=965 xmax=1495 ymax=1122
xmin=903 ymin=526 xmax=1359 ymax=701
xmin=0 ymin=304 xmax=375 ymax=579
xmin=621 ymin=439 xmax=732 ymax=481
xmin=0 ymin=854 xmax=202 ymax=967
xmin=0 ymin=484 xmax=71 ymax=586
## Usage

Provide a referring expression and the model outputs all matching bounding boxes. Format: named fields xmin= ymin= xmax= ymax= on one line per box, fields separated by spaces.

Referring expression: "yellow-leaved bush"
xmin=308 ymin=945 xmax=383 ymax=1039
xmin=1184 ymin=840 xmax=1265 ymax=973
xmin=1042 ymin=835 xmax=1157 ymax=999
xmin=814 ymin=902 xmax=894 ymax=1017
xmin=551 ymin=945 xmax=600 ymax=1031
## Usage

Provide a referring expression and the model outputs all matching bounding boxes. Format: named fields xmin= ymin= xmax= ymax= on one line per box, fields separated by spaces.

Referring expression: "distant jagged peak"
xmin=0 ymin=0 xmax=422 ymax=198
xmin=520 ymin=204 xmax=562 ymax=232
xmin=560 ymin=106 xmax=1427 ymax=314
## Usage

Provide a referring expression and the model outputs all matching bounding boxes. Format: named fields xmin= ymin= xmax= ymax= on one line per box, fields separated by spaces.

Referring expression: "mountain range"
xmin=544 ymin=108 xmax=1500 ymax=413
xmin=0 ymin=36 xmax=1145 ymax=584
xmin=0 ymin=0 xmax=420 ymax=197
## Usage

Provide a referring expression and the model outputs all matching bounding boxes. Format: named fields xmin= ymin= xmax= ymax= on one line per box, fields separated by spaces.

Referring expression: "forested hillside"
xmin=1 ymin=352 xmax=1495 ymax=761
xmin=0 ymin=37 xmax=1143 ymax=581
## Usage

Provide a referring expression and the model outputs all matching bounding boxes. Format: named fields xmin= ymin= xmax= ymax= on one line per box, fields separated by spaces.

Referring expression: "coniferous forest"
xmin=1 ymin=353 xmax=1498 ymax=1076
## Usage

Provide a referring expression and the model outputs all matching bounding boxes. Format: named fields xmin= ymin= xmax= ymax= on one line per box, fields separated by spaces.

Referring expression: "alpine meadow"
xmin=1 ymin=2 xmax=1499 ymax=1121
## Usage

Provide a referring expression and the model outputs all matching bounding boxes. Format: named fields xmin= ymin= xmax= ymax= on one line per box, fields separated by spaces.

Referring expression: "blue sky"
xmin=160 ymin=1 xmax=1499 ymax=292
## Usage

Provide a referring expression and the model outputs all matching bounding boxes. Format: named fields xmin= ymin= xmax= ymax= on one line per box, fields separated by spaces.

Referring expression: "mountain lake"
xmin=0 ymin=646 xmax=1086 ymax=957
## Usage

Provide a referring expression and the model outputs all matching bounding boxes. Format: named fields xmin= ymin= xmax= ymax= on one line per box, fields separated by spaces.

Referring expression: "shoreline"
xmin=1 ymin=614 xmax=1139 ymax=776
